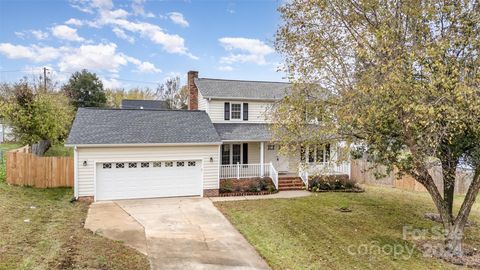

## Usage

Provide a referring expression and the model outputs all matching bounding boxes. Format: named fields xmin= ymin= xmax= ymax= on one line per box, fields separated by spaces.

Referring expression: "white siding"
xmin=198 ymin=91 xmax=208 ymax=111
xmin=76 ymin=145 xmax=220 ymax=197
xmin=248 ymin=142 xmax=261 ymax=164
xmin=208 ymin=100 xmax=274 ymax=123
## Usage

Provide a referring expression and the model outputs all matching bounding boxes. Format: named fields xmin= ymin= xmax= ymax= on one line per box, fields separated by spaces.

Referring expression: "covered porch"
xmin=213 ymin=123 xmax=351 ymax=190
xmin=219 ymin=141 xmax=284 ymax=189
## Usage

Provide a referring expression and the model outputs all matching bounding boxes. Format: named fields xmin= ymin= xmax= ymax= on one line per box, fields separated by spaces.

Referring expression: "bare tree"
xmin=156 ymin=76 xmax=187 ymax=109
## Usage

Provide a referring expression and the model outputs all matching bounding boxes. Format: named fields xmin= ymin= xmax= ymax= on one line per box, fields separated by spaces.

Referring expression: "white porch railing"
xmin=299 ymin=170 xmax=309 ymax=188
xmin=220 ymin=163 xmax=279 ymax=190
xmin=304 ymin=162 xmax=351 ymax=178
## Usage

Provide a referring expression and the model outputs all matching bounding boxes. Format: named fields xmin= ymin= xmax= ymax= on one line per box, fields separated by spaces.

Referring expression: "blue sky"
xmin=0 ymin=0 xmax=286 ymax=89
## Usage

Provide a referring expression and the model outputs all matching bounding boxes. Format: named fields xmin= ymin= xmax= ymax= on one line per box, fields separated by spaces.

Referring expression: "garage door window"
xmin=153 ymin=161 xmax=161 ymax=167
xmin=165 ymin=161 xmax=173 ymax=167
xmin=177 ymin=161 xmax=185 ymax=167
xmin=116 ymin=163 xmax=124 ymax=169
xmin=141 ymin=162 xmax=150 ymax=168
xmin=188 ymin=161 xmax=196 ymax=167
xmin=103 ymin=163 xmax=112 ymax=169
xmin=128 ymin=162 xmax=137 ymax=168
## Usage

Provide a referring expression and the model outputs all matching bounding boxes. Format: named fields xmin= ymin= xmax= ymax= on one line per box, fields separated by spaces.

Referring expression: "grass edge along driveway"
xmin=0 ymin=143 xmax=150 ymax=270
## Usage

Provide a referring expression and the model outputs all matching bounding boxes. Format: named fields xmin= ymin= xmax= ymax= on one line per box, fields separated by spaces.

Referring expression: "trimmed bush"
xmin=308 ymin=174 xmax=363 ymax=192
xmin=220 ymin=178 xmax=277 ymax=194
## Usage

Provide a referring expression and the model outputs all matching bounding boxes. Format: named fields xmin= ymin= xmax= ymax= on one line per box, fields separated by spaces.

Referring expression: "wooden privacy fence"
xmin=351 ymin=159 xmax=474 ymax=195
xmin=6 ymin=146 xmax=74 ymax=188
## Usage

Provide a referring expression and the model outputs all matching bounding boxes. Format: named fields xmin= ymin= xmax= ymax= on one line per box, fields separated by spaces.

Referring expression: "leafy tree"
xmin=105 ymin=87 xmax=157 ymax=108
xmin=275 ymin=0 xmax=480 ymax=258
xmin=0 ymin=81 xmax=74 ymax=155
xmin=62 ymin=70 xmax=107 ymax=108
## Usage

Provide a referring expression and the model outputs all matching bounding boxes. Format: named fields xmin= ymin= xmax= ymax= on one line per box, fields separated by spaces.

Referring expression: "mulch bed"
xmin=217 ymin=190 xmax=279 ymax=197
xmin=417 ymin=240 xmax=480 ymax=269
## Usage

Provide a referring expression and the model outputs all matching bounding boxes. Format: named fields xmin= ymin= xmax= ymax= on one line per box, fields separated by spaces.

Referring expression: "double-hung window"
xmin=221 ymin=145 xmax=230 ymax=165
xmin=224 ymin=102 xmax=248 ymax=121
xmin=222 ymin=144 xmax=247 ymax=165
xmin=231 ymin=104 xmax=241 ymax=119
xmin=232 ymin=144 xmax=241 ymax=164
xmin=302 ymin=144 xmax=331 ymax=163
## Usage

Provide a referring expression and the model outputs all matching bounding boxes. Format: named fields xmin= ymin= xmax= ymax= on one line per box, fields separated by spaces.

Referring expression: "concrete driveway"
xmin=85 ymin=197 xmax=270 ymax=270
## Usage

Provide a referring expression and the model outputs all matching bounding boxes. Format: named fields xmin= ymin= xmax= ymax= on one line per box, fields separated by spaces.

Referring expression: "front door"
xmin=265 ymin=144 xmax=289 ymax=172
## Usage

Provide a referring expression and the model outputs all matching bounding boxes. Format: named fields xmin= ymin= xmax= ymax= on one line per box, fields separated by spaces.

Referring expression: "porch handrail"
xmin=299 ymin=169 xmax=309 ymax=188
xmin=269 ymin=162 xmax=278 ymax=190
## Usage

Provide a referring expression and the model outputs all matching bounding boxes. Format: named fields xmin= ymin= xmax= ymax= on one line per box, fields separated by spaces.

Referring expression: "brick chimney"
xmin=187 ymin=70 xmax=199 ymax=110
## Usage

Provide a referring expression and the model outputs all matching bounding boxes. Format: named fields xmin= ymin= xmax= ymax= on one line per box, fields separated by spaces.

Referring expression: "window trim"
xmin=230 ymin=103 xmax=242 ymax=120
xmin=303 ymin=144 xmax=331 ymax=164
xmin=221 ymin=143 xmax=246 ymax=165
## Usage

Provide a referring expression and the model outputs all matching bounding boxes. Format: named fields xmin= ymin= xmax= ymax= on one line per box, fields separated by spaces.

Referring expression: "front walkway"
xmin=85 ymin=197 xmax=270 ymax=270
xmin=209 ymin=190 xmax=311 ymax=202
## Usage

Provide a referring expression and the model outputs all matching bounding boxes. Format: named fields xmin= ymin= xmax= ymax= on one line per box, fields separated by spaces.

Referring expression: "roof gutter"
xmin=221 ymin=139 xmax=272 ymax=142
xmin=200 ymin=96 xmax=282 ymax=102
xmin=65 ymin=142 xmax=222 ymax=148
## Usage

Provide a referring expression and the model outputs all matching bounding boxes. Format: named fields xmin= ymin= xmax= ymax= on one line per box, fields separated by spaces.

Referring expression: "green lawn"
xmin=215 ymin=186 xmax=480 ymax=270
xmin=0 ymin=143 xmax=150 ymax=270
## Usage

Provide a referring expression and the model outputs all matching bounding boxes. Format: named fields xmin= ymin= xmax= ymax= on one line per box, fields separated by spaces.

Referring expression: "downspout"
xmin=73 ymin=146 xmax=79 ymax=199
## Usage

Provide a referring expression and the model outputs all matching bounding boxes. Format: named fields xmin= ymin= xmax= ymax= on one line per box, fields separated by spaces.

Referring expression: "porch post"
xmin=260 ymin=142 xmax=265 ymax=177
xmin=236 ymin=162 xmax=240 ymax=179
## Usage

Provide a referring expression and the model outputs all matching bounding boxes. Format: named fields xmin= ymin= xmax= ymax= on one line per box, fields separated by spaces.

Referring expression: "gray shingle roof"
xmin=195 ymin=78 xmax=290 ymax=100
xmin=121 ymin=99 xmax=169 ymax=110
xmin=66 ymin=108 xmax=221 ymax=145
xmin=214 ymin=123 xmax=272 ymax=141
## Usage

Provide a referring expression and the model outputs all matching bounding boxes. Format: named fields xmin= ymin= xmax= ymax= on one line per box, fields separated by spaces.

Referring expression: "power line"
xmin=0 ymin=69 xmax=162 ymax=85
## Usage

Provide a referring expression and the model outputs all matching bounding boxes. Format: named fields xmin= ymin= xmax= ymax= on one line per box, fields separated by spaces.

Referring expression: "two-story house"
xmin=66 ymin=71 xmax=350 ymax=201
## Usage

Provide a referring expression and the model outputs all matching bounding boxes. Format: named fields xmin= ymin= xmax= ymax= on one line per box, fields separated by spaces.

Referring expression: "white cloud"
xmin=101 ymin=77 xmax=122 ymax=89
xmin=136 ymin=61 xmax=161 ymax=73
xmin=90 ymin=0 xmax=113 ymax=10
xmin=51 ymin=25 xmax=85 ymax=42
xmin=67 ymin=0 xmax=196 ymax=59
xmin=132 ymin=0 xmax=155 ymax=17
xmin=124 ymin=55 xmax=161 ymax=73
xmin=168 ymin=12 xmax=189 ymax=27
xmin=14 ymin=30 xmax=49 ymax=40
xmin=219 ymin=37 xmax=274 ymax=65
xmin=112 ymin=27 xmax=135 ymax=43
xmin=0 ymin=43 xmax=61 ymax=62
xmin=219 ymin=65 xmax=233 ymax=71
xmin=58 ymin=43 xmax=128 ymax=72
xmin=14 ymin=31 xmax=25 ymax=38
xmin=31 ymin=30 xmax=49 ymax=40
xmin=0 ymin=42 xmax=160 ymax=74
xmin=111 ymin=19 xmax=197 ymax=59
xmin=65 ymin=18 xmax=84 ymax=26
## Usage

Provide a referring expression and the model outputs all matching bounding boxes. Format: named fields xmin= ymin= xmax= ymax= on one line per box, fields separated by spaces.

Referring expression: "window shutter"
xmin=243 ymin=103 xmax=249 ymax=121
xmin=242 ymin=143 xmax=248 ymax=164
xmin=224 ymin=102 xmax=230 ymax=120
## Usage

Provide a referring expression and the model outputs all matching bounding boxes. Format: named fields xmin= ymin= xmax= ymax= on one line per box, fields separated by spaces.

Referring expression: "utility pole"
xmin=43 ymin=67 xmax=49 ymax=92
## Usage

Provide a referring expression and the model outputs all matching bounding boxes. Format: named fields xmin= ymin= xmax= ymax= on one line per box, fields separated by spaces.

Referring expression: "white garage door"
xmin=96 ymin=160 xmax=202 ymax=200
